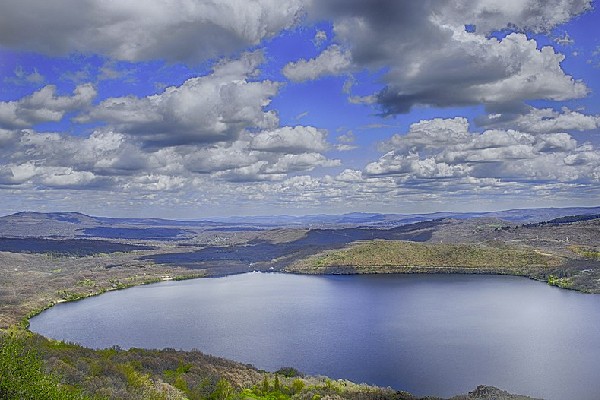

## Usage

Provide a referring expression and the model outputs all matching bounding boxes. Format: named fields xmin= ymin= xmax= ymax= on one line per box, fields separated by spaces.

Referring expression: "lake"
xmin=29 ymin=273 xmax=600 ymax=399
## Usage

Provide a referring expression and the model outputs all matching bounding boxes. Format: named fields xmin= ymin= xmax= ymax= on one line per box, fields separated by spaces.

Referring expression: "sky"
xmin=0 ymin=0 xmax=599 ymax=218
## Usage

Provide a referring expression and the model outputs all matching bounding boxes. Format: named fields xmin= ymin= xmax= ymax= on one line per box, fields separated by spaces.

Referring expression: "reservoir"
xmin=29 ymin=273 xmax=600 ymax=400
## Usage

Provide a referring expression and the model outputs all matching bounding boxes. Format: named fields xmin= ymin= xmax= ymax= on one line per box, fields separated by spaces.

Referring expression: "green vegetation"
xmin=0 ymin=328 xmax=405 ymax=400
xmin=238 ymin=375 xmax=402 ymax=400
xmin=547 ymin=274 xmax=573 ymax=289
xmin=288 ymin=240 xmax=561 ymax=274
xmin=0 ymin=329 xmax=89 ymax=400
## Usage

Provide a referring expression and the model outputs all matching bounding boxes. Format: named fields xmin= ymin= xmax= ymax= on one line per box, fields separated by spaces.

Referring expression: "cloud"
xmin=439 ymin=0 xmax=591 ymax=33
xmin=479 ymin=107 xmax=600 ymax=133
xmin=375 ymin=31 xmax=587 ymax=114
xmin=78 ymin=52 xmax=280 ymax=146
xmin=0 ymin=0 xmax=305 ymax=63
xmin=337 ymin=131 xmax=355 ymax=143
xmin=365 ymin=153 xmax=471 ymax=179
xmin=182 ymin=140 xmax=262 ymax=174
xmin=0 ymin=122 xmax=339 ymax=189
xmin=6 ymin=66 xmax=45 ymax=85
xmin=264 ymin=152 xmax=340 ymax=173
xmin=554 ymin=31 xmax=575 ymax=46
xmin=283 ymin=44 xmax=352 ymax=82
xmin=302 ymin=0 xmax=590 ymax=113
xmin=313 ymin=29 xmax=328 ymax=47
xmin=367 ymin=117 xmax=600 ymax=184
xmin=379 ymin=117 xmax=471 ymax=153
xmin=250 ymin=125 xmax=329 ymax=153
xmin=0 ymin=84 xmax=96 ymax=129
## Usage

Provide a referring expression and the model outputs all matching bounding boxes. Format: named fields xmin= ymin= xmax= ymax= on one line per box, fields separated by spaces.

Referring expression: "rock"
xmin=449 ymin=385 xmax=543 ymax=400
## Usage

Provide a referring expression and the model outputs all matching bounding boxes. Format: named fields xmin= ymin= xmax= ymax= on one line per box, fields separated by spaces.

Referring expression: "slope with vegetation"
xmin=287 ymin=240 xmax=560 ymax=273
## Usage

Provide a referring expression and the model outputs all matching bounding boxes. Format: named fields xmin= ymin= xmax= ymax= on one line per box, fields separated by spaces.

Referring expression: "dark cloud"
xmin=301 ymin=0 xmax=591 ymax=113
xmin=0 ymin=0 xmax=304 ymax=63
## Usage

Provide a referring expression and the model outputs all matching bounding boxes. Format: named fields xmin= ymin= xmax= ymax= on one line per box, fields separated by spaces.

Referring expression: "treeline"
xmin=524 ymin=214 xmax=600 ymax=228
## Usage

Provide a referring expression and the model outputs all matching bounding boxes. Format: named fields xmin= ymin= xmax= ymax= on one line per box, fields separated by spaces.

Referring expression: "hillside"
xmin=287 ymin=240 xmax=561 ymax=273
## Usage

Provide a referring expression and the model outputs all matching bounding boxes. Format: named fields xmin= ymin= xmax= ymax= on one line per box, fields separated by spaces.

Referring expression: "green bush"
xmin=0 ymin=330 xmax=89 ymax=400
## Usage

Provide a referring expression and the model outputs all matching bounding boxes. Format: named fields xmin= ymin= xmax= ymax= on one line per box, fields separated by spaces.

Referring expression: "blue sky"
xmin=0 ymin=0 xmax=599 ymax=218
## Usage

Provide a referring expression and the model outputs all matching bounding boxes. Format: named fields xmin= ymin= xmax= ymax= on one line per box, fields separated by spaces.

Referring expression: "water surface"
xmin=30 ymin=273 xmax=600 ymax=399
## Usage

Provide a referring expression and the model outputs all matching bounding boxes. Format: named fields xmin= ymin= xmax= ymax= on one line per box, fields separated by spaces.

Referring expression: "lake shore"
xmin=284 ymin=239 xmax=600 ymax=294
xmin=2 ymin=254 xmax=551 ymax=399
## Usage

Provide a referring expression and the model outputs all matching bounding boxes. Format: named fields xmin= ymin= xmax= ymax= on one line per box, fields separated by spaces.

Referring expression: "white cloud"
xmin=367 ymin=117 xmax=600 ymax=185
xmin=365 ymin=153 xmax=471 ymax=179
xmin=0 ymin=84 xmax=96 ymax=129
xmin=380 ymin=117 xmax=471 ymax=153
xmin=283 ymin=45 xmax=352 ymax=82
xmin=337 ymin=131 xmax=355 ymax=143
xmin=506 ymin=107 xmax=599 ymax=133
xmin=0 ymin=122 xmax=339 ymax=190
xmin=265 ymin=153 xmax=340 ymax=173
xmin=184 ymin=144 xmax=259 ymax=174
xmin=250 ymin=126 xmax=329 ymax=153
xmin=78 ymin=52 xmax=280 ymax=146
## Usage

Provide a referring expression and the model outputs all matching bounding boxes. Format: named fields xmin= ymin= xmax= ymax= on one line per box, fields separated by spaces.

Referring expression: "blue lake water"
xmin=29 ymin=273 xmax=600 ymax=399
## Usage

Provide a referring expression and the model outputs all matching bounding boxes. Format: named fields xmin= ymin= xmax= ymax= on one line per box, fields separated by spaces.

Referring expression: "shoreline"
xmin=3 ymin=264 xmax=566 ymax=400
xmin=21 ymin=265 xmax=593 ymax=331
xmin=284 ymin=267 xmax=589 ymax=293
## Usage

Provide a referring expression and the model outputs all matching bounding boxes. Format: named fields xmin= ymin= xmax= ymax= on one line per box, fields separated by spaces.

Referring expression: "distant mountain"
xmin=1 ymin=206 xmax=599 ymax=239
xmin=203 ymin=206 xmax=600 ymax=226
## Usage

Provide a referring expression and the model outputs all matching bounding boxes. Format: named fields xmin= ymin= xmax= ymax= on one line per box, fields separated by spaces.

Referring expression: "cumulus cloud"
xmin=0 ymin=0 xmax=305 ymax=63
xmin=367 ymin=117 xmax=600 ymax=184
xmin=250 ymin=126 xmax=329 ymax=153
xmin=183 ymin=144 xmax=258 ymax=174
xmin=0 ymin=122 xmax=339 ymax=190
xmin=302 ymin=0 xmax=590 ymax=113
xmin=379 ymin=118 xmax=471 ymax=154
xmin=479 ymin=107 xmax=600 ymax=133
xmin=265 ymin=153 xmax=340 ymax=173
xmin=78 ymin=52 xmax=280 ymax=146
xmin=0 ymin=84 xmax=96 ymax=128
xmin=283 ymin=45 xmax=352 ymax=82
xmin=375 ymin=31 xmax=587 ymax=113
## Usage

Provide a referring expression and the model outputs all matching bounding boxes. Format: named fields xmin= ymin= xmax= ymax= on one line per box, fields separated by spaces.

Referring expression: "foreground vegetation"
xmin=1 ymin=328 xmax=413 ymax=400
xmin=0 ymin=248 xmax=410 ymax=399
